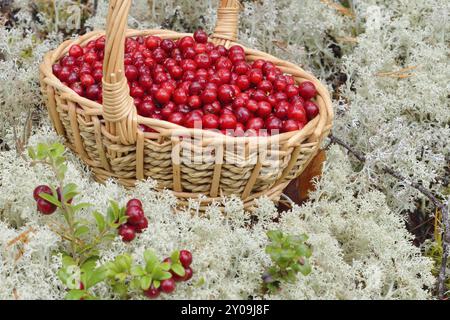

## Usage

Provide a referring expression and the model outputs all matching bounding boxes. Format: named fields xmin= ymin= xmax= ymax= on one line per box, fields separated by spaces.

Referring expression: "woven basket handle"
xmin=102 ymin=0 xmax=241 ymax=144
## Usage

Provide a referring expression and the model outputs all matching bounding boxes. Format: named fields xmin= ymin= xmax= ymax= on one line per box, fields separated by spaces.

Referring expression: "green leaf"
xmin=170 ymin=250 xmax=180 ymax=263
xmin=86 ymin=267 xmax=107 ymax=288
xmin=160 ymin=262 xmax=171 ymax=271
xmin=298 ymin=260 xmax=312 ymax=276
xmin=106 ymin=206 xmax=116 ymax=225
xmin=114 ymin=272 xmax=128 ymax=282
xmin=62 ymin=255 xmax=76 ymax=268
xmin=81 ymin=257 xmax=99 ymax=272
xmin=74 ymin=225 xmax=89 ymax=237
xmin=153 ymin=280 xmax=160 ymax=289
xmin=171 ymin=263 xmax=185 ymax=277
xmin=130 ymin=266 xmax=146 ymax=276
xmin=130 ymin=278 xmax=142 ymax=290
xmin=154 ymin=271 xmax=172 ymax=281
xmin=144 ymin=250 xmax=158 ymax=272
xmin=38 ymin=193 xmax=61 ymax=207
xmin=194 ymin=277 xmax=205 ymax=287
xmin=65 ymin=289 xmax=86 ymax=300
xmin=49 ymin=143 xmax=65 ymax=158
xmin=112 ymin=282 xmax=128 ymax=296
xmin=140 ymin=275 xmax=152 ymax=290
xmin=36 ymin=143 xmax=48 ymax=160
xmin=267 ymin=230 xmax=283 ymax=242
xmin=28 ymin=147 xmax=36 ymax=160
xmin=93 ymin=211 xmax=106 ymax=233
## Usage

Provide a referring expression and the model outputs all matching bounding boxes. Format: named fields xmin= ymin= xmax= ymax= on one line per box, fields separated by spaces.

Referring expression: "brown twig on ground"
xmin=376 ymin=65 xmax=419 ymax=79
xmin=320 ymin=0 xmax=355 ymax=18
xmin=329 ymin=133 xmax=449 ymax=298
xmin=6 ymin=227 xmax=35 ymax=248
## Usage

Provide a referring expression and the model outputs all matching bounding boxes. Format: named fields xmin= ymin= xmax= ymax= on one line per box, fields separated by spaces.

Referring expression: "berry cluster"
xmin=53 ymin=29 xmax=319 ymax=136
xmin=33 ymin=185 xmax=71 ymax=215
xmin=144 ymin=250 xmax=193 ymax=299
xmin=118 ymin=199 xmax=149 ymax=242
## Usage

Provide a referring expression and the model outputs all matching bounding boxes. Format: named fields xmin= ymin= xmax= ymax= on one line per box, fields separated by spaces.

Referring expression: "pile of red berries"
xmin=33 ymin=185 xmax=70 ymax=215
xmin=53 ymin=29 xmax=319 ymax=136
xmin=144 ymin=250 xmax=193 ymax=299
xmin=118 ymin=199 xmax=149 ymax=242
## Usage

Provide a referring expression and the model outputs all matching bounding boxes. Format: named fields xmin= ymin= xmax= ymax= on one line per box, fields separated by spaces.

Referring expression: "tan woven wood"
xmin=39 ymin=0 xmax=333 ymax=211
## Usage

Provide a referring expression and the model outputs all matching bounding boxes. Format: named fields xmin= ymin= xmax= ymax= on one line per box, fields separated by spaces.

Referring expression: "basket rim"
xmin=40 ymin=28 xmax=333 ymax=145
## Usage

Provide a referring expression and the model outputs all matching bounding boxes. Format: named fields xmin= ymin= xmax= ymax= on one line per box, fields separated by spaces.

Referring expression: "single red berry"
xmin=126 ymin=205 xmax=145 ymax=225
xmin=168 ymin=112 xmax=185 ymax=125
xmin=219 ymin=113 xmax=237 ymax=130
xmin=201 ymin=89 xmax=217 ymax=104
xmin=184 ymin=111 xmax=203 ymax=128
xmin=130 ymin=85 xmax=145 ymax=98
xmin=202 ymin=113 xmax=219 ymax=129
xmin=33 ymin=185 xmax=52 ymax=201
xmin=69 ymin=45 xmax=84 ymax=58
xmin=79 ymin=282 xmax=85 ymax=290
xmin=298 ymin=81 xmax=317 ymax=99
xmin=188 ymin=95 xmax=202 ymax=109
xmin=134 ymin=217 xmax=148 ymax=233
xmin=287 ymin=103 xmax=307 ymax=123
xmin=127 ymin=198 xmax=143 ymax=208
xmin=256 ymin=101 xmax=272 ymax=118
xmin=145 ymin=36 xmax=161 ymax=50
xmin=160 ymin=278 xmax=176 ymax=294
xmin=249 ymin=69 xmax=263 ymax=85
xmin=274 ymin=101 xmax=289 ymax=119
xmin=137 ymin=101 xmax=156 ymax=117
xmin=70 ymin=82 xmax=84 ymax=96
xmin=144 ymin=284 xmax=160 ymax=299
xmin=265 ymin=116 xmax=283 ymax=135
xmin=285 ymin=84 xmax=299 ymax=98
xmin=246 ymin=117 xmax=265 ymax=131
xmin=178 ymin=36 xmax=195 ymax=51
xmin=125 ymin=65 xmax=139 ymax=81
xmin=304 ymin=100 xmax=319 ymax=120
xmin=84 ymin=51 xmax=98 ymax=65
xmin=80 ymin=74 xmax=95 ymax=87
xmin=66 ymin=72 xmax=79 ymax=85
xmin=52 ymin=64 xmax=62 ymax=77
xmin=36 ymin=198 xmax=57 ymax=215
xmin=95 ymin=36 xmax=106 ymax=50
xmin=173 ymin=88 xmax=189 ymax=105
xmin=179 ymin=250 xmax=193 ymax=268
xmin=85 ymin=84 xmax=100 ymax=100
xmin=234 ymin=106 xmax=251 ymax=124
xmin=194 ymin=53 xmax=211 ymax=69
xmin=193 ymin=29 xmax=208 ymax=43
xmin=215 ymin=57 xmax=233 ymax=70
xmin=217 ymin=84 xmax=235 ymax=104
xmin=160 ymin=39 xmax=175 ymax=52
xmin=155 ymin=88 xmax=171 ymax=104
xmin=203 ymin=101 xmax=221 ymax=115
xmin=183 ymin=267 xmax=193 ymax=281
xmin=282 ymin=119 xmax=299 ymax=132
xmin=118 ymin=224 xmax=136 ymax=242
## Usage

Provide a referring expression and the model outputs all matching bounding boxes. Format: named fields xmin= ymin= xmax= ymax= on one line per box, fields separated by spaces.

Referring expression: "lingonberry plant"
xmin=262 ymin=230 xmax=312 ymax=294
xmin=52 ymin=31 xmax=320 ymax=137
xmin=27 ymin=142 xmax=189 ymax=299
xmin=102 ymin=249 xmax=193 ymax=299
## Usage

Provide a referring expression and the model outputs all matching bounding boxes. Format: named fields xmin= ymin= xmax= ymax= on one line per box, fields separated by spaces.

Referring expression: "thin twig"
xmin=329 ymin=133 xmax=449 ymax=298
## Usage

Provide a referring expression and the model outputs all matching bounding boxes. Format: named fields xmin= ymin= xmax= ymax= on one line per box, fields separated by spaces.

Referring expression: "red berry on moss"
xmin=144 ymin=284 xmax=160 ymax=299
xmin=33 ymin=185 xmax=53 ymax=201
xmin=160 ymin=278 xmax=176 ymax=294
xmin=135 ymin=217 xmax=148 ymax=233
xmin=118 ymin=224 xmax=136 ymax=242
xmin=179 ymin=250 xmax=193 ymax=268
xmin=183 ymin=267 xmax=193 ymax=281
xmin=36 ymin=198 xmax=57 ymax=215
xmin=126 ymin=205 xmax=145 ymax=225
xmin=127 ymin=198 xmax=142 ymax=208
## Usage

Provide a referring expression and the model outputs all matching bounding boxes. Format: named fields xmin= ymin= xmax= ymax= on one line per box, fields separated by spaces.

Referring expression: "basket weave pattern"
xmin=39 ymin=0 xmax=333 ymax=210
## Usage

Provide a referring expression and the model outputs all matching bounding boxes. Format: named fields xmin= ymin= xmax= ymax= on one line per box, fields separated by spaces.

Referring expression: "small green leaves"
xmin=263 ymin=230 xmax=312 ymax=294
xmin=171 ymin=263 xmax=185 ymax=277
xmin=38 ymin=192 xmax=61 ymax=207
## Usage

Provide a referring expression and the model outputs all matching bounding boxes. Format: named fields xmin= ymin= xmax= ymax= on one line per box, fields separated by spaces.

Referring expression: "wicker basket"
xmin=39 ymin=0 xmax=333 ymax=210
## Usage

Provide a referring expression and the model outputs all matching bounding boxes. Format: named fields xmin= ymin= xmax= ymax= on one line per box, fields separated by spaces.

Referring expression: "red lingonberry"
xmin=160 ymin=278 xmax=176 ymax=294
xmin=127 ymin=198 xmax=143 ymax=208
xmin=304 ymin=100 xmax=319 ymax=120
xmin=118 ymin=224 xmax=136 ymax=242
xmin=193 ymin=29 xmax=208 ymax=43
xmin=144 ymin=284 xmax=160 ymax=299
xmin=36 ymin=198 xmax=57 ymax=215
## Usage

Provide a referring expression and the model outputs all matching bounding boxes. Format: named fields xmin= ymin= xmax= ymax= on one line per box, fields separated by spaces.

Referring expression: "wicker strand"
xmin=211 ymin=0 xmax=240 ymax=44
